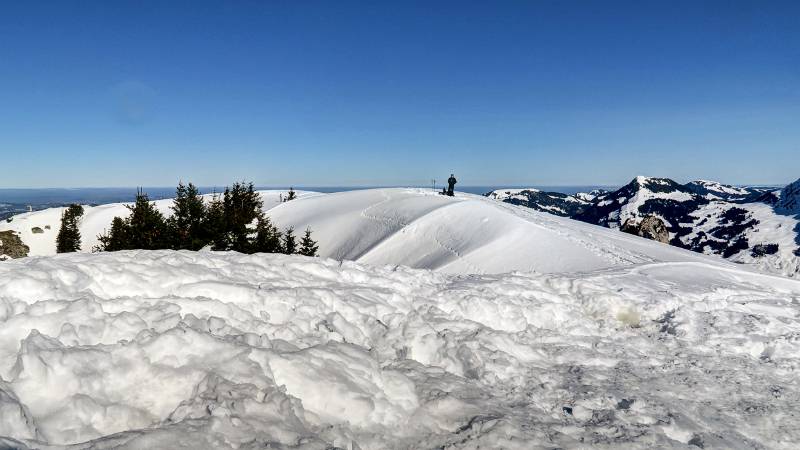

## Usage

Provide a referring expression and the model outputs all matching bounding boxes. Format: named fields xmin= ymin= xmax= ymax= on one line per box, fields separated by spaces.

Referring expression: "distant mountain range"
xmin=487 ymin=177 xmax=800 ymax=277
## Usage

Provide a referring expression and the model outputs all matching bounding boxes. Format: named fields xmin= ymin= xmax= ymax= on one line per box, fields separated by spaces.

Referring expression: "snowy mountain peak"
xmin=777 ymin=178 xmax=800 ymax=214
xmin=630 ymin=176 xmax=687 ymax=194
xmin=485 ymin=188 xmax=540 ymax=201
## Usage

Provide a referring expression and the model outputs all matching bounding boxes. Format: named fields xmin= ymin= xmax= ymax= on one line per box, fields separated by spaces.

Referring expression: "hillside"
xmin=2 ymin=251 xmax=800 ymax=449
xmin=266 ymin=188 xmax=726 ymax=274
xmin=488 ymin=177 xmax=800 ymax=277
xmin=1 ymin=188 xmax=730 ymax=275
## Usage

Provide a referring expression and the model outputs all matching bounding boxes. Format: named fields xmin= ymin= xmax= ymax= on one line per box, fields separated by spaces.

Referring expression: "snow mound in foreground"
xmin=1 ymin=251 xmax=800 ymax=449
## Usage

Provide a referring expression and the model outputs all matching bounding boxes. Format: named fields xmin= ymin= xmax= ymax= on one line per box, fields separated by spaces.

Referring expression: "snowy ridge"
xmin=484 ymin=188 xmax=591 ymax=217
xmin=266 ymin=188 xmax=726 ymax=274
xmin=1 ymin=251 xmax=800 ymax=448
xmin=685 ymin=179 xmax=753 ymax=200
xmin=2 ymin=187 xmax=726 ymax=274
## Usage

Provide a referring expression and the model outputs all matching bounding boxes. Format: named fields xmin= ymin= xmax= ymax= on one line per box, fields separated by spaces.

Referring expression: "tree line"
xmin=56 ymin=182 xmax=318 ymax=257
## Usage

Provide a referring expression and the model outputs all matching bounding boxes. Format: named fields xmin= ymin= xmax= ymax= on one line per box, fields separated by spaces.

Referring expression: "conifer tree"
xmin=126 ymin=189 xmax=169 ymax=250
xmin=282 ymin=227 xmax=297 ymax=255
xmin=224 ymin=182 xmax=263 ymax=253
xmin=169 ymin=182 xmax=207 ymax=250
xmin=205 ymin=192 xmax=227 ymax=251
xmin=56 ymin=204 xmax=84 ymax=253
xmin=252 ymin=216 xmax=283 ymax=253
xmin=95 ymin=216 xmax=130 ymax=252
xmin=298 ymin=227 xmax=319 ymax=257
xmin=286 ymin=187 xmax=297 ymax=201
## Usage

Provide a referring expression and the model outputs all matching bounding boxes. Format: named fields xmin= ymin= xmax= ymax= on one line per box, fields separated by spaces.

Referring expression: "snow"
xmin=1 ymin=251 xmax=800 ymax=449
xmin=2 ymin=188 xmax=727 ymax=275
xmin=266 ymin=188 xmax=726 ymax=274
xmin=681 ymin=202 xmax=800 ymax=276
xmin=485 ymin=188 xmax=540 ymax=201
xmin=689 ymin=179 xmax=751 ymax=198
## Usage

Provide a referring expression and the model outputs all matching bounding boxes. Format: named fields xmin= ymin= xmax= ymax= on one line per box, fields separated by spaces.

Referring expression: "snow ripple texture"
xmin=1 ymin=251 xmax=800 ymax=449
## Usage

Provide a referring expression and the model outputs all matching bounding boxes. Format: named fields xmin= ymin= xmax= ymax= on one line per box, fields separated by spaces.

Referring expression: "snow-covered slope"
xmin=2 ymin=188 xmax=729 ymax=275
xmin=0 ymin=190 xmax=320 ymax=256
xmin=1 ymin=251 xmax=799 ymax=449
xmin=485 ymin=177 xmax=800 ymax=277
xmin=266 ymin=188 xmax=726 ymax=274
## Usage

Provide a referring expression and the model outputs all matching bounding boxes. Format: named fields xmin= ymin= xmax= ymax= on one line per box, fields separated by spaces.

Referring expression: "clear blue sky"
xmin=1 ymin=1 xmax=798 ymax=188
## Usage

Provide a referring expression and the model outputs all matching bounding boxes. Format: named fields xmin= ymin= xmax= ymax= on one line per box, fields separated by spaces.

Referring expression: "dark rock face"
xmin=777 ymin=178 xmax=800 ymax=214
xmin=621 ymin=216 xmax=670 ymax=244
xmin=0 ymin=230 xmax=30 ymax=260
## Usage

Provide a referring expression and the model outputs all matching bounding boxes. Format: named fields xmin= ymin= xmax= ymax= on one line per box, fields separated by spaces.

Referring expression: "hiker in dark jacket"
xmin=447 ymin=174 xmax=457 ymax=196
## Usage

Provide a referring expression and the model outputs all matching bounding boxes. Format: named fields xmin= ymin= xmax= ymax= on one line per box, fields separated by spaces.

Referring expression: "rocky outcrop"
xmin=621 ymin=216 xmax=670 ymax=244
xmin=0 ymin=230 xmax=29 ymax=260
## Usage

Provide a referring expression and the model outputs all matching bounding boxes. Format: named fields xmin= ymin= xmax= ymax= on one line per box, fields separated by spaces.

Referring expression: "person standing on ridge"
xmin=447 ymin=174 xmax=457 ymax=196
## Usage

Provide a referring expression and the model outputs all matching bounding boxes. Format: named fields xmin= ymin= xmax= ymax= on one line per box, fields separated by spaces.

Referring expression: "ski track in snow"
xmin=1 ymin=252 xmax=800 ymax=449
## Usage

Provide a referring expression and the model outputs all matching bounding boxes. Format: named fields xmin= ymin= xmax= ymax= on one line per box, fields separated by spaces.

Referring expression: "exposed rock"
xmin=31 ymin=227 xmax=44 ymax=234
xmin=0 ymin=230 xmax=29 ymax=260
xmin=620 ymin=215 xmax=669 ymax=244
xmin=751 ymin=243 xmax=779 ymax=257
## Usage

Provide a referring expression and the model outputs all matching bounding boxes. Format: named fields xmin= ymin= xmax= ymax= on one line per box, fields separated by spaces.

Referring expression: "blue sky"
xmin=1 ymin=1 xmax=798 ymax=188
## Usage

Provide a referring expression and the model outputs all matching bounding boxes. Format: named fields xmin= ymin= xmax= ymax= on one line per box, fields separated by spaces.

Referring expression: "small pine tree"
xmin=127 ymin=189 xmax=169 ymax=250
xmin=298 ymin=227 xmax=319 ymax=257
xmin=223 ymin=182 xmax=263 ymax=253
xmin=95 ymin=216 xmax=130 ymax=252
xmin=286 ymin=187 xmax=297 ymax=201
xmin=169 ymin=182 xmax=207 ymax=250
xmin=56 ymin=204 xmax=84 ymax=253
xmin=205 ymin=192 xmax=227 ymax=251
xmin=252 ymin=216 xmax=283 ymax=253
xmin=282 ymin=227 xmax=297 ymax=255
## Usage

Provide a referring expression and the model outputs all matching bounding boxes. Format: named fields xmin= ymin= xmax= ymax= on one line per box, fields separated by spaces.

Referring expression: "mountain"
xmin=684 ymin=179 xmax=764 ymax=201
xmin=488 ymin=177 xmax=800 ymax=277
xmin=484 ymin=188 xmax=592 ymax=217
xmin=2 ymin=247 xmax=800 ymax=447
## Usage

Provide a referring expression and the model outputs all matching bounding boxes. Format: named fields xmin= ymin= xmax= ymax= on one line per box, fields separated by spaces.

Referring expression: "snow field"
xmin=1 ymin=251 xmax=799 ymax=448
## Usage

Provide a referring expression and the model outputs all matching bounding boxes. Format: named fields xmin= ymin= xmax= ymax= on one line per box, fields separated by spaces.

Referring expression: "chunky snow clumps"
xmin=1 ymin=251 xmax=799 ymax=449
